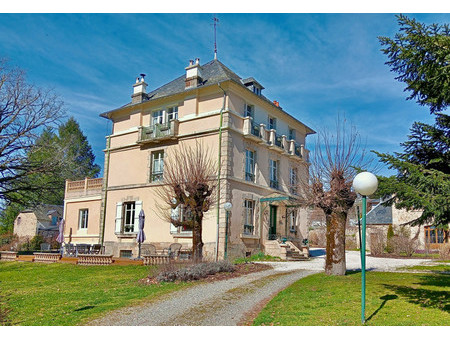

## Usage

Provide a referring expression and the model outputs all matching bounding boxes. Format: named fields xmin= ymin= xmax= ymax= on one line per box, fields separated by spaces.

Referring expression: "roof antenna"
xmin=212 ymin=15 xmax=219 ymax=60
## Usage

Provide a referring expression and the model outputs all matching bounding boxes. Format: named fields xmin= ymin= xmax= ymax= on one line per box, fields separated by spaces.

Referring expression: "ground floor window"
xmin=170 ymin=204 xmax=193 ymax=235
xmin=287 ymin=209 xmax=297 ymax=233
xmin=425 ymin=226 xmax=448 ymax=244
xmin=243 ymin=200 xmax=255 ymax=235
xmin=123 ymin=202 xmax=136 ymax=233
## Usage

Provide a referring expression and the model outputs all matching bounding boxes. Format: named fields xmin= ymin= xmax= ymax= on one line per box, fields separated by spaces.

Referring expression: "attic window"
xmin=253 ymin=87 xmax=261 ymax=96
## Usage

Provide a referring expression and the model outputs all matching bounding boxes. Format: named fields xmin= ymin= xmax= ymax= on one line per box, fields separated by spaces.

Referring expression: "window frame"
xmin=268 ymin=116 xmax=277 ymax=130
xmin=269 ymin=159 xmax=279 ymax=189
xmin=245 ymin=149 xmax=256 ymax=182
xmin=289 ymin=167 xmax=298 ymax=195
xmin=245 ymin=104 xmax=254 ymax=118
xmin=78 ymin=209 xmax=89 ymax=230
xmin=243 ymin=199 xmax=255 ymax=235
xmin=151 ymin=150 xmax=164 ymax=182
xmin=167 ymin=106 xmax=178 ymax=121
xmin=123 ymin=202 xmax=136 ymax=233
xmin=152 ymin=109 xmax=164 ymax=126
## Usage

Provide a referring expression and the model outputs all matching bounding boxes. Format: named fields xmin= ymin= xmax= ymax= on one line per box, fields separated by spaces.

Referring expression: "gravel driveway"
xmin=88 ymin=249 xmax=432 ymax=326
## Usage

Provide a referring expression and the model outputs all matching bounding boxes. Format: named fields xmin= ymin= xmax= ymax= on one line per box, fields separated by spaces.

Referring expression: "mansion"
xmin=63 ymin=58 xmax=315 ymax=260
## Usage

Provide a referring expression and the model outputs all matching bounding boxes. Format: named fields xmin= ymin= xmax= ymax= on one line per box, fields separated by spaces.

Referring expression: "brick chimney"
xmin=131 ymin=75 xmax=147 ymax=104
xmin=185 ymin=58 xmax=203 ymax=89
xmin=273 ymin=100 xmax=280 ymax=108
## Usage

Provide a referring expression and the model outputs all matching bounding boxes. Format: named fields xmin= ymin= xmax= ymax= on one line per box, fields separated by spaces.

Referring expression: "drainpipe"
xmin=215 ymin=82 xmax=227 ymax=261
xmin=100 ymin=135 xmax=111 ymax=246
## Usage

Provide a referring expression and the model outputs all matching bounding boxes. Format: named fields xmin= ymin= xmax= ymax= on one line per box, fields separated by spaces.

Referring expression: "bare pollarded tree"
xmin=298 ymin=117 xmax=372 ymax=275
xmin=156 ymin=142 xmax=217 ymax=262
xmin=0 ymin=60 xmax=64 ymax=205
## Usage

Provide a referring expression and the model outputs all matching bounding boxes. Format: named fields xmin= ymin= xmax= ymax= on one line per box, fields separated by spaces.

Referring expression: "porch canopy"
xmin=259 ymin=193 xmax=301 ymax=241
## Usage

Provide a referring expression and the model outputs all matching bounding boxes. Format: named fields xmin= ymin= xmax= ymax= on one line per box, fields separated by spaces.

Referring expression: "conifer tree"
xmin=375 ymin=15 xmax=450 ymax=229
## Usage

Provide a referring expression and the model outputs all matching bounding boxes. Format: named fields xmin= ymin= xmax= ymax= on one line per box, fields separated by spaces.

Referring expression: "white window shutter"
xmin=134 ymin=201 xmax=143 ymax=233
xmin=170 ymin=205 xmax=179 ymax=234
xmin=115 ymin=202 xmax=123 ymax=234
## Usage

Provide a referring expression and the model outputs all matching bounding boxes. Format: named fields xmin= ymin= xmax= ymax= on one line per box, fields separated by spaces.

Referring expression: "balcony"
xmin=65 ymin=178 xmax=103 ymax=199
xmin=138 ymin=120 xmax=179 ymax=144
xmin=242 ymin=117 xmax=308 ymax=160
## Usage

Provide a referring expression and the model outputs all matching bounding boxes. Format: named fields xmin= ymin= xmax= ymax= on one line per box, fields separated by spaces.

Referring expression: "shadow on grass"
xmin=383 ymin=279 xmax=449 ymax=313
xmin=366 ymin=294 xmax=398 ymax=323
xmin=74 ymin=305 xmax=96 ymax=312
xmin=415 ymin=272 xmax=450 ymax=288
xmin=345 ymin=268 xmax=376 ymax=275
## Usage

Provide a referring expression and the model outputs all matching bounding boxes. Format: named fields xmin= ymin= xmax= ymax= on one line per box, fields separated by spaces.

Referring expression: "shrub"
xmin=345 ymin=234 xmax=358 ymax=250
xmin=439 ymin=243 xmax=450 ymax=260
xmin=0 ymin=232 xmax=19 ymax=251
xmin=391 ymin=235 xmax=418 ymax=257
xmin=369 ymin=231 xmax=384 ymax=256
xmin=386 ymin=225 xmax=395 ymax=253
xmin=308 ymin=228 xmax=326 ymax=247
xmin=156 ymin=260 xmax=235 ymax=283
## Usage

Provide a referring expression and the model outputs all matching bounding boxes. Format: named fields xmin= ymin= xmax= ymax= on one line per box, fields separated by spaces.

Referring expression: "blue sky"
xmin=1 ymin=10 xmax=449 ymax=177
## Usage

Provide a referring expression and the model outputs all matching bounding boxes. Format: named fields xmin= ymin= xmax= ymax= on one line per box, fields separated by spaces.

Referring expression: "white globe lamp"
xmin=353 ymin=172 xmax=378 ymax=196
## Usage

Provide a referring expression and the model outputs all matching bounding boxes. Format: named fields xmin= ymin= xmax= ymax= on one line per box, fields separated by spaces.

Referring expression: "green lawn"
xmin=0 ymin=261 xmax=188 ymax=325
xmin=253 ymin=269 xmax=449 ymax=326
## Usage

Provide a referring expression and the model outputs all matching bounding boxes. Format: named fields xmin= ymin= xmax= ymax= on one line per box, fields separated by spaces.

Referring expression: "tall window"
xmin=152 ymin=110 xmax=164 ymax=125
xmin=288 ymin=210 xmax=297 ymax=233
xmin=78 ymin=209 xmax=88 ymax=229
xmin=289 ymin=128 xmax=296 ymax=141
xmin=269 ymin=159 xmax=278 ymax=189
xmin=123 ymin=202 xmax=136 ymax=233
xmin=243 ymin=200 xmax=255 ymax=235
xmin=167 ymin=106 xmax=178 ymax=121
xmin=289 ymin=167 xmax=298 ymax=195
xmin=151 ymin=150 xmax=164 ymax=182
xmin=245 ymin=149 xmax=256 ymax=182
xmin=268 ymin=116 xmax=276 ymax=130
xmin=245 ymin=104 xmax=254 ymax=118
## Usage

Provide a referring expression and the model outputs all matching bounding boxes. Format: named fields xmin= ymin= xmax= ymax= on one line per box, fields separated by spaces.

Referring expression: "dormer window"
xmin=242 ymin=77 xmax=264 ymax=97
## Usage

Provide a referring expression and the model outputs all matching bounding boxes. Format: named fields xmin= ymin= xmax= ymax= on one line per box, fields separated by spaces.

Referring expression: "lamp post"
xmin=352 ymin=171 xmax=378 ymax=324
xmin=223 ymin=202 xmax=232 ymax=260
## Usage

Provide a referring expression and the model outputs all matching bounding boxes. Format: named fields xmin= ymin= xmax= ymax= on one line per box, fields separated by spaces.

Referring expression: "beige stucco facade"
xmin=63 ymin=59 xmax=315 ymax=260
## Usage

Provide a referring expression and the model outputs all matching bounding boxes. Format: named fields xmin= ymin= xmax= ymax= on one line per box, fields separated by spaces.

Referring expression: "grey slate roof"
xmin=100 ymin=59 xmax=316 ymax=134
xmin=146 ymin=59 xmax=242 ymax=101
xmin=366 ymin=203 xmax=392 ymax=225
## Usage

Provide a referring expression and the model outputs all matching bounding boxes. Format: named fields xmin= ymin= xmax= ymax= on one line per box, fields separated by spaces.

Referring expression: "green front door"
xmin=269 ymin=205 xmax=277 ymax=240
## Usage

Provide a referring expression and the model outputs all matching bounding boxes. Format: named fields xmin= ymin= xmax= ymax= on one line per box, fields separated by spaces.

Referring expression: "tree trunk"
xmin=192 ymin=216 xmax=203 ymax=263
xmin=325 ymin=211 xmax=347 ymax=275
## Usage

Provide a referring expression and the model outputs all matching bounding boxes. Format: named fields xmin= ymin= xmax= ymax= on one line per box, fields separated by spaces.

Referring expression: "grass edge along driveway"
xmin=0 ymin=261 xmax=189 ymax=326
xmin=253 ymin=268 xmax=449 ymax=326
